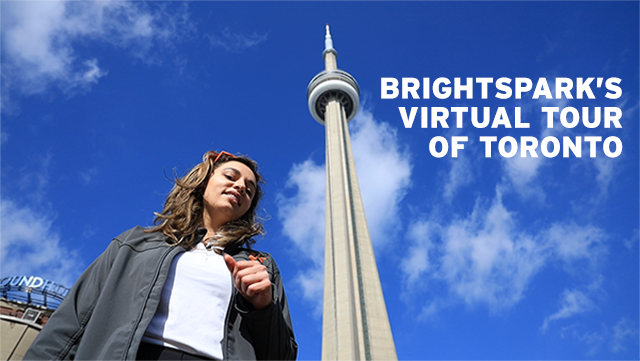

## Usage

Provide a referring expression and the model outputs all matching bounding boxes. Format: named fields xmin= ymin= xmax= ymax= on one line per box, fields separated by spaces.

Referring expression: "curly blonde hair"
xmin=146 ymin=151 xmax=264 ymax=249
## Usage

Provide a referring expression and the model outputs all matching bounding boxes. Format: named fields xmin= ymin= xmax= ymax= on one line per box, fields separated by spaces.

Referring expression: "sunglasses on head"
xmin=211 ymin=151 xmax=236 ymax=165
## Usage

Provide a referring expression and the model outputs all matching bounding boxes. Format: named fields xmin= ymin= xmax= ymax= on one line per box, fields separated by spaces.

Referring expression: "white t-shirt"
xmin=142 ymin=242 xmax=232 ymax=359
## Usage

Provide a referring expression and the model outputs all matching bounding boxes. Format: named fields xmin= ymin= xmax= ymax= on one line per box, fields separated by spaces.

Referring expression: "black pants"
xmin=136 ymin=342 xmax=216 ymax=360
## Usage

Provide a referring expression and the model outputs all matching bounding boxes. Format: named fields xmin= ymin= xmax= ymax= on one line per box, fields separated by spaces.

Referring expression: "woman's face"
xmin=202 ymin=160 xmax=257 ymax=228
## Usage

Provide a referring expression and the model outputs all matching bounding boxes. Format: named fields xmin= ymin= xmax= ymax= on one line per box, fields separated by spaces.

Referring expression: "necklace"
xmin=203 ymin=235 xmax=224 ymax=254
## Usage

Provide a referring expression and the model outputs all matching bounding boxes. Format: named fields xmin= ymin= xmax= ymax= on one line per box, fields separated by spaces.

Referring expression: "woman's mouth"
xmin=224 ymin=191 xmax=241 ymax=205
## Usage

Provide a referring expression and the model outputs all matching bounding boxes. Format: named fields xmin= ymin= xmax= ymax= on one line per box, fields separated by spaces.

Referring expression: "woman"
xmin=25 ymin=151 xmax=297 ymax=360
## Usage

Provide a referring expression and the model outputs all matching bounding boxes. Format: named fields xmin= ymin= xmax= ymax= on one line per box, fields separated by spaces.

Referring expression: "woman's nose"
xmin=234 ymin=180 xmax=246 ymax=193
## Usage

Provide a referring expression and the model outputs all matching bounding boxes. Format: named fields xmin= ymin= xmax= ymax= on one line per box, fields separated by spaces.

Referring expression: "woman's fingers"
xmin=224 ymin=254 xmax=272 ymax=309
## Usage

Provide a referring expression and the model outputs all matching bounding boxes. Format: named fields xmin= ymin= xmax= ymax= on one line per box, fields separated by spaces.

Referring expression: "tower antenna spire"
xmin=322 ymin=23 xmax=338 ymax=70
xmin=324 ymin=24 xmax=335 ymax=52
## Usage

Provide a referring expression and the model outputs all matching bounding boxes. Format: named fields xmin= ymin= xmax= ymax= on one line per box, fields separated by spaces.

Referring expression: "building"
xmin=306 ymin=25 xmax=398 ymax=360
xmin=1 ymin=276 xmax=69 ymax=361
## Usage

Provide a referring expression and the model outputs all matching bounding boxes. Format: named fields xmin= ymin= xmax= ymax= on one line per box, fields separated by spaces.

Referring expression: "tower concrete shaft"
xmin=307 ymin=25 xmax=398 ymax=361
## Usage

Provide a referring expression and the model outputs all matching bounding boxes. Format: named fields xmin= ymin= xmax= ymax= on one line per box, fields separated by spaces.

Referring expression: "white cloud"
xmin=436 ymin=191 xmax=548 ymax=310
xmin=417 ymin=300 xmax=441 ymax=321
xmin=569 ymin=325 xmax=607 ymax=356
xmin=442 ymin=154 xmax=473 ymax=202
xmin=541 ymin=288 xmax=594 ymax=332
xmin=583 ymin=94 xmax=635 ymax=203
xmin=277 ymin=110 xmax=412 ymax=312
xmin=503 ymin=155 xmax=546 ymax=201
xmin=544 ymin=222 xmax=605 ymax=264
xmin=350 ymin=110 xmax=412 ymax=247
xmin=292 ymin=268 xmax=325 ymax=317
xmin=610 ymin=318 xmax=638 ymax=353
xmin=206 ymin=28 xmax=268 ymax=52
xmin=14 ymin=153 xmax=53 ymax=205
xmin=500 ymin=91 xmax=570 ymax=201
xmin=1 ymin=153 xmax=84 ymax=288
xmin=401 ymin=189 xmax=607 ymax=313
xmin=592 ymin=156 xmax=616 ymax=199
xmin=277 ymin=159 xmax=326 ymax=265
xmin=1 ymin=1 xmax=193 ymax=100
xmin=276 ymin=159 xmax=326 ymax=306
xmin=0 ymin=198 xmax=83 ymax=288
xmin=79 ymin=167 xmax=99 ymax=185
xmin=623 ymin=228 xmax=638 ymax=249
xmin=558 ymin=317 xmax=638 ymax=357
xmin=402 ymin=221 xmax=437 ymax=286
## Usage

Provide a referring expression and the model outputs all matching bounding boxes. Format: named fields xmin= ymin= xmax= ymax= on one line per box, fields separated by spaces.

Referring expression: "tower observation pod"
xmin=306 ymin=25 xmax=398 ymax=361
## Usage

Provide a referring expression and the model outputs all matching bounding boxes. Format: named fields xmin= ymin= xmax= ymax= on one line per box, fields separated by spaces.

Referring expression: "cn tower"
xmin=307 ymin=25 xmax=398 ymax=361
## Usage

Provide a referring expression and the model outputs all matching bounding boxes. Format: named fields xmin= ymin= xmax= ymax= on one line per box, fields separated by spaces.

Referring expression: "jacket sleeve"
xmin=237 ymin=255 xmax=298 ymax=360
xmin=23 ymin=238 xmax=122 ymax=360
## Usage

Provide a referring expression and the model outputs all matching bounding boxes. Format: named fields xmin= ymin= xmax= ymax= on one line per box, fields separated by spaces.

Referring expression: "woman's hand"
xmin=224 ymin=254 xmax=272 ymax=310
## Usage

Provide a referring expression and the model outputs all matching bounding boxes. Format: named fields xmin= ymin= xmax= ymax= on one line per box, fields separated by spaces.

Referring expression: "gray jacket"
xmin=24 ymin=226 xmax=297 ymax=360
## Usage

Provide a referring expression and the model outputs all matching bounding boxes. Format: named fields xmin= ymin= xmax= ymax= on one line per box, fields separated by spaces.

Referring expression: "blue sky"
xmin=1 ymin=1 xmax=638 ymax=360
